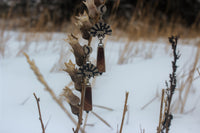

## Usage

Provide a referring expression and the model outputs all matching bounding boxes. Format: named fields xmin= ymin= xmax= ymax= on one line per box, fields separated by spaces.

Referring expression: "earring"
xmin=90 ymin=4 xmax=112 ymax=73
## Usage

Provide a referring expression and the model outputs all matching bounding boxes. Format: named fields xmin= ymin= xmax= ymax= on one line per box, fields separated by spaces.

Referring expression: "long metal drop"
xmin=84 ymin=85 xmax=92 ymax=112
xmin=97 ymin=44 xmax=105 ymax=73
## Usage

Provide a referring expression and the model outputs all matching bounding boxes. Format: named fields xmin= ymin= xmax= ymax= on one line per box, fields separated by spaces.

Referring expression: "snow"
xmin=0 ymin=31 xmax=200 ymax=133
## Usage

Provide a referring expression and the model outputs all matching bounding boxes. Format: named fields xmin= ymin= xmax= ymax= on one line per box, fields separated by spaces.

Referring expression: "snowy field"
xmin=0 ymin=31 xmax=200 ymax=133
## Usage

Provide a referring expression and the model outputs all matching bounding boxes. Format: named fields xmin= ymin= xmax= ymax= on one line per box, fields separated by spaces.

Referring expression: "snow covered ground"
xmin=0 ymin=31 xmax=200 ymax=133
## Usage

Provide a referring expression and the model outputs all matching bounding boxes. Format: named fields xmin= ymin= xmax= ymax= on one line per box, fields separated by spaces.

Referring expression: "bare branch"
xmin=24 ymin=53 xmax=83 ymax=132
xmin=74 ymin=81 xmax=86 ymax=133
xmin=141 ymin=95 xmax=158 ymax=110
xmin=119 ymin=92 xmax=129 ymax=133
xmin=157 ymin=89 xmax=165 ymax=133
xmin=91 ymin=111 xmax=112 ymax=129
xmin=83 ymin=113 xmax=89 ymax=131
xmin=93 ymin=104 xmax=114 ymax=111
xmin=33 ymin=93 xmax=45 ymax=133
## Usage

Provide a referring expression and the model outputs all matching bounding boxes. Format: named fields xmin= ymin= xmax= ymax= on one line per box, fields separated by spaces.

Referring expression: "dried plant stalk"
xmin=33 ymin=93 xmax=45 ymax=133
xmin=74 ymin=80 xmax=86 ymax=133
xmin=83 ymin=113 xmax=89 ymax=131
xmin=157 ymin=36 xmax=180 ymax=133
xmin=197 ymin=68 xmax=200 ymax=76
xmin=93 ymin=104 xmax=114 ymax=111
xmin=180 ymin=46 xmax=200 ymax=113
xmin=91 ymin=111 xmax=112 ymax=129
xmin=141 ymin=90 xmax=159 ymax=110
xmin=157 ymin=89 xmax=165 ymax=133
xmin=120 ymin=92 xmax=129 ymax=133
xmin=24 ymin=53 xmax=83 ymax=132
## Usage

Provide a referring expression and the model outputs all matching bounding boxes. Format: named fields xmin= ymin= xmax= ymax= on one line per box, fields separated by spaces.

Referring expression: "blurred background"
xmin=1 ymin=1 xmax=200 ymax=133
xmin=0 ymin=0 xmax=200 ymax=39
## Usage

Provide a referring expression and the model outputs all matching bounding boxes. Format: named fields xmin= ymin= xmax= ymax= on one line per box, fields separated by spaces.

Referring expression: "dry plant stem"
xmin=91 ymin=111 xmax=112 ymax=129
xmin=197 ymin=68 xmax=200 ymax=76
xmin=20 ymin=96 xmax=30 ymax=105
xmin=111 ymin=0 xmax=120 ymax=13
xmin=74 ymin=80 xmax=86 ymax=133
xmin=141 ymin=95 xmax=158 ymax=110
xmin=83 ymin=113 xmax=89 ymax=131
xmin=180 ymin=47 xmax=200 ymax=113
xmin=23 ymin=53 xmax=84 ymax=132
xmin=33 ymin=93 xmax=45 ymax=133
xmin=165 ymin=36 xmax=180 ymax=133
xmin=194 ymin=68 xmax=200 ymax=80
xmin=93 ymin=104 xmax=114 ymax=111
xmin=88 ymin=37 xmax=92 ymax=46
xmin=157 ymin=89 xmax=165 ymax=133
xmin=119 ymin=92 xmax=129 ymax=133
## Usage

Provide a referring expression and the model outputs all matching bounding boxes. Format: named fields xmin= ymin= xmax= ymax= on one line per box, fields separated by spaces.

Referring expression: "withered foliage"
xmin=62 ymin=87 xmax=81 ymax=117
xmin=63 ymin=60 xmax=82 ymax=91
xmin=66 ymin=35 xmax=86 ymax=66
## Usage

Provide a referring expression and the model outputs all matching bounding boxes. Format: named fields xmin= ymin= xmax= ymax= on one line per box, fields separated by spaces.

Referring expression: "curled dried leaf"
xmin=64 ymin=60 xmax=76 ymax=79
xmin=76 ymin=11 xmax=90 ymax=23
xmin=69 ymin=103 xmax=80 ymax=117
xmin=64 ymin=60 xmax=82 ymax=92
xmin=61 ymin=87 xmax=80 ymax=117
xmin=66 ymin=34 xmax=86 ymax=66
xmin=94 ymin=0 xmax=104 ymax=7
xmin=63 ymin=87 xmax=80 ymax=105
xmin=76 ymin=11 xmax=93 ymax=40
xmin=83 ymin=0 xmax=99 ymax=19
xmin=74 ymin=79 xmax=82 ymax=92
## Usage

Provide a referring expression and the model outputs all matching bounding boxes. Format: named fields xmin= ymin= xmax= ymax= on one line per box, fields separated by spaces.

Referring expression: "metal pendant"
xmin=84 ymin=84 xmax=92 ymax=112
xmin=90 ymin=22 xmax=112 ymax=38
xmin=97 ymin=44 xmax=105 ymax=73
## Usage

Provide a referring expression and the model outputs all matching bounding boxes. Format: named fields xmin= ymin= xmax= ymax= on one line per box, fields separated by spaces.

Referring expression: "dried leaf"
xmin=63 ymin=87 xmax=80 ymax=105
xmin=76 ymin=11 xmax=93 ymax=40
xmin=94 ymin=0 xmax=104 ymax=7
xmin=83 ymin=0 xmax=98 ymax=19
xmin=63 ymin=61 xmax=82 ymax=92
xmin=66 ymin=34 xmax=86 ymax=66
xmin=69 ymin=104 xmax=80 ymax=117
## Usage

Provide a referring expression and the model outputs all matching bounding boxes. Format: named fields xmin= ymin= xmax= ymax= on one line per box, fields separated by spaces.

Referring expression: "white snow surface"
xmin=0 ymin=31 xmax=200 ymax=133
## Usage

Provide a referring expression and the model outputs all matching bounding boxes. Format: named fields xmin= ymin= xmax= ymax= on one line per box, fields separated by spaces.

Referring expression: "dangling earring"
xmin=90 ymin=4 xmax=112 ymax=74
xmin=77 ymin=45 xmax=99 ymax=112
xmin=84 ymin=82 xmax=92 ymax=112
xmin=97 ymin=39 xmax=105 ymax=73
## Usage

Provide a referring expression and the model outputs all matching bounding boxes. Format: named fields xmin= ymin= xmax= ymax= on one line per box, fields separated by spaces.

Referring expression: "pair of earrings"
xmin=77 ymin=4 xmax=112 ymax=112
